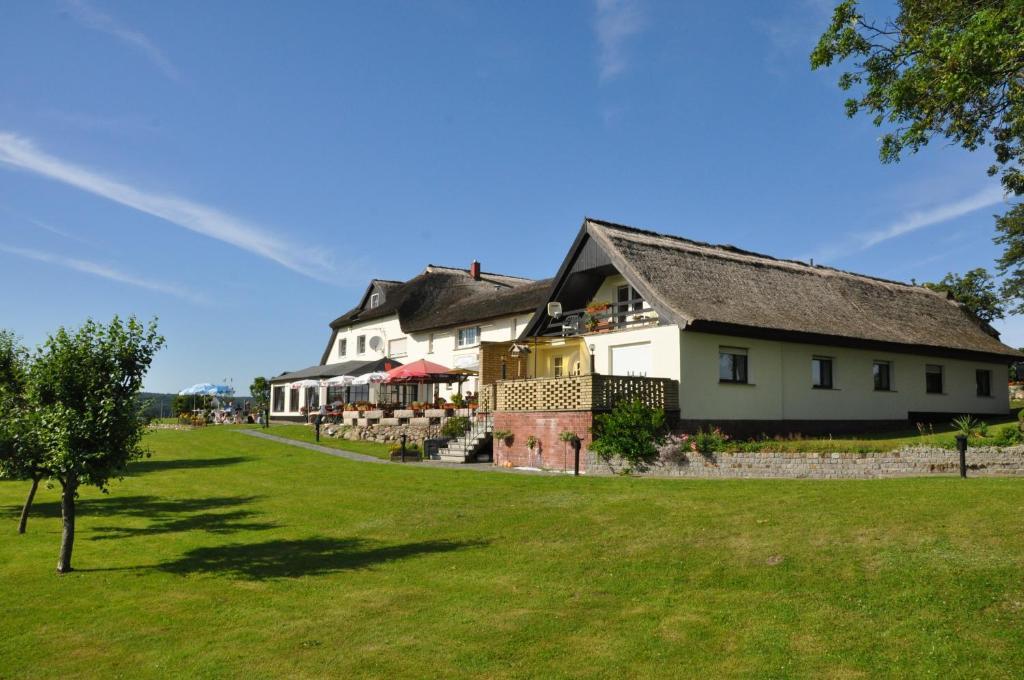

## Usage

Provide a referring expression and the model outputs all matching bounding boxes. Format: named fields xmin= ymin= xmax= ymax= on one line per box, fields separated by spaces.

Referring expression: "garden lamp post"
xmin=570 ymin=435 xmax=581 ymax=477
xmin=955 ymin=434 xmax=968 ymax=478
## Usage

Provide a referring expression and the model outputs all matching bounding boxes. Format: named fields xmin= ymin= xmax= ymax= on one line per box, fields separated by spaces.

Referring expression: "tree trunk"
xmin=56 ymin=479 xmax=76 ymax=574
xmin=17 ymin=474 xmax=41 ymax=534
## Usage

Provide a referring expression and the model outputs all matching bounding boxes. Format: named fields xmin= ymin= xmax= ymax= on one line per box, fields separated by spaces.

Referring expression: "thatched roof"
xmin=319 ymin=265 xmax=552 ymax=364
xmin=545 ymin=218 xmax=1021 ymax=360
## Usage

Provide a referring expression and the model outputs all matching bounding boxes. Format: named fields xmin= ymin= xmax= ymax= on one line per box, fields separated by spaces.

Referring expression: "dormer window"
xmin=369 ymin=293 xmax=380 ymax=309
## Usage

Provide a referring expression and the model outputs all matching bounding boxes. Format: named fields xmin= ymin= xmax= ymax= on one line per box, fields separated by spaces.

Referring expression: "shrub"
xmin=992 ymin=427 xmax=1024 ymax=447
xmin=693 ymin=426 xmax=729 ymax=454
xmin=559 ymin=430 xmax=578 ymax=443
xmin=590 ymin=400 xmax=666 ymax=473
xmin=526 ymin=435 xmax=539 ymax=450
xmin=442 ymin=416 xmax=470 ymax=439
xmin=951 ymin=415 xmax=980 ymax=438
xmin=388 ymin=443 xmax=422 ymax=456
xmin=451 ymin=393 xmax=465 ymax=408
xmin=492 ymin=430 xmax=513 ymax=445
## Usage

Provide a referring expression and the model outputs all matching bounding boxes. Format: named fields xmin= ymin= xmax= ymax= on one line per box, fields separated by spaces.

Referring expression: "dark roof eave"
xmin=686 ymin=320 xmax=1024 ymax=363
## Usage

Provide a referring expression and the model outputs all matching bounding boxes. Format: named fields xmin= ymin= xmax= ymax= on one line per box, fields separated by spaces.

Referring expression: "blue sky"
xmin=0 ymin=0 xmax=1018 ymax=394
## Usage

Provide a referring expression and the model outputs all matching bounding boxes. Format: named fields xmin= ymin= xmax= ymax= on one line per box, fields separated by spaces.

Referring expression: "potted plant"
xmin=493 ymin=430 xmax=514 ymax=447
xmin=584 ymin=302 xmax=610 ymax=332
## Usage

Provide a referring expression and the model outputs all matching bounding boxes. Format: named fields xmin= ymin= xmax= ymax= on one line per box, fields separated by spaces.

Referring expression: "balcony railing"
xmin=481 ymin=374 xmax=679 ymax=413
xmin=538 ymin=297 xmax=658 ymax=337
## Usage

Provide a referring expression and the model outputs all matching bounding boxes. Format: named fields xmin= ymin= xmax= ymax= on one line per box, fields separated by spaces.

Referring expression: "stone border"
xmin=587 ymin=445 xmax=1024 ymax=479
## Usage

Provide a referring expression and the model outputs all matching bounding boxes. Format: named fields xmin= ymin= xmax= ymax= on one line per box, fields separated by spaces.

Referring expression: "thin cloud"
xmin=26 ymin=217 xmax=96 ymax=246
xmin=0 ymin=242 xmax=208 ymax=305
xmin=0 ymin=132 xmax=336 ymax=282
xmin=61 ymin=0 xmax=180 ymax=81
xmin=594 ymin=0 xmax=645 ymax=81
xmin=808 ymin=185 xmax=1007 ymax=264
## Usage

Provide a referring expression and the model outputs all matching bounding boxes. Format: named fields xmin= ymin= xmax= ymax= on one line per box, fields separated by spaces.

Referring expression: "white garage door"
xmin=609 ymin=342 xmax=651 ymax=377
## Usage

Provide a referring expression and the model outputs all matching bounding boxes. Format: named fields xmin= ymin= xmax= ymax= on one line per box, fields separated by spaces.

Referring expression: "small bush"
xmin=442 ymin=416 xmax=470 ymax=439
xmin=526 ymin=435 xmax=539 ymax=450
xmin=992 ymin=427 xmax=1024 ymax=447
xmin=559 ymin=430 xmax=578 ymax=443
xmin=590 ymin=400 xmax=667 ymax=473
xmin=692 ymin=426 xmax=729 ymax=454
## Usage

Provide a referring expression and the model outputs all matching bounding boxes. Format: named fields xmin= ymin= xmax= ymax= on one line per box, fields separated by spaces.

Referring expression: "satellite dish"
xmin=368 ymin=336 xmax=384 ymax=352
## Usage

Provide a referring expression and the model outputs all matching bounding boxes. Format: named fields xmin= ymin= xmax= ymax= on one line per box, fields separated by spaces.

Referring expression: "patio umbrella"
xmin=323 ymin=375 xmax=355 ymax=386
xmin=352 ymin=371 xmax=389 ymax=385
xmin=204 ymin=384 xmax=235 ymax=397
xmin=288 ymin=379 xmax=321 ymax=390
xmin=384 ymin=359 xmax=463 ymax=383
xmin=179 ymin=383 xmax=216 ymax=396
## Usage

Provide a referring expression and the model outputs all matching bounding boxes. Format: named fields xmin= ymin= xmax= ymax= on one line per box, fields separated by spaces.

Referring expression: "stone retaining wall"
xmin=320 ymin=422 xmax=437 ymax=444
xmin=584 ymin=446 xmax=1024 ymax=479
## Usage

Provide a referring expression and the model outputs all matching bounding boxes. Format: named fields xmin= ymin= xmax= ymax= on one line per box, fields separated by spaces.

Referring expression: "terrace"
xmin=477 ymin=338 xmax=679 ymax=414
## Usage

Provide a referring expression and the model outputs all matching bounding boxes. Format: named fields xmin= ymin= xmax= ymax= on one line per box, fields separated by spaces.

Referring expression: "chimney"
xmin=469 ymin=260 xmax=481 ymax=280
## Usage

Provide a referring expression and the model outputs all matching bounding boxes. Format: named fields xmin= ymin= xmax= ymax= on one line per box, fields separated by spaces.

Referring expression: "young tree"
xmin=23 ymin=317 xmax=164 ymax=573
xmin=811 ymin=1 xmax=1023 ymax=292
xmin=0 ymin=330 xmax=46 ymax=534
xmin=250 ymin=376 xmax=270 ymax=423
xmin=923 ymin=268 xmax=1006 ymax=323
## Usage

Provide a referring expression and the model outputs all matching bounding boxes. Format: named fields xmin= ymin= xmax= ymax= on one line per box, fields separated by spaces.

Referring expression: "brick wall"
xmin=493 ymin=410 xmax=593 ymax=472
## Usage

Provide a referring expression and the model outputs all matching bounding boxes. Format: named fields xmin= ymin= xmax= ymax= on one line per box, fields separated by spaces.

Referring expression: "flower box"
xmin=394 ymin=409 xmax=415 ymax=419
xmin=342 ymin=410 xmax=360 ymax=420
xmin=424 ymin=409 xmax=446 ymax=418
xmin=363 ymin=410 xmax=384 ymax=419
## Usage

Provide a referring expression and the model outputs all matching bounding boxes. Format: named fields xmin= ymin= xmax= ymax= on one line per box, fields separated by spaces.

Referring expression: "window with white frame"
xmin=553 ymin=356 xmax=563 ymax=378
xmin=369 ymin=293 xmax=380 ymax=309
xmin=719 ymin=347 xmax=748 ymax=383
xmin=457 ymin=326 xmax=480 ymax=348
xmin=357 ymin=335 xmax=366 ymax=354
xmin=873 ymin=361 xmax=892 ymax=391
xmin=338 ymin=337 xmax=347 ymax=357
xmin=976 ymin=369 xmax=992 ymax=397
xmin=926 ymin=364 xmax=944 ymax=394
xmin=388 ymin=337 xmax=407 ymax=357
xmin=272 ymin=386 xmax=285 ymax=412
xmin=811 ymin=356 xmax=833 ymax=389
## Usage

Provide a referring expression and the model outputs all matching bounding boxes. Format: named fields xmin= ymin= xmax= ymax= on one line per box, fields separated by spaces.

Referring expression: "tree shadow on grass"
xmin=157 ymin=537 xmax=490 ymax=579
xmin=2 ymin=494 xmax=262 ymax=520
xmin=1 ymin=494 xmax=274 ymax=540
xmin=126 ymin=456 xmax=254 ymax=475
xmin=91 ymin=509 xmax=277 ymax=541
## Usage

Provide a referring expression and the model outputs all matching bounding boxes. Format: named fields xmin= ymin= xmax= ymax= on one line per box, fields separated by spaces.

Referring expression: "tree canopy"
xmin=923 ymin=267 xmax=1006 ymax=322
xmin=811 ymin=0 xmax=1024 ymax=196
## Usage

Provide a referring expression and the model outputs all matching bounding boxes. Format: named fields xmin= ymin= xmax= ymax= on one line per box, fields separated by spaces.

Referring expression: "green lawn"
xmin=260 ymin=423 xmax=393 ymax=459
xmin=2 ymin=427 xmax=1024 ymax=678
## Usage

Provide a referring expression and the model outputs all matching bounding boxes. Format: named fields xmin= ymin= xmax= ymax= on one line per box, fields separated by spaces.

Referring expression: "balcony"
xmin=536 ymin=297 xmax=658 ymax=338
xmin=480 ymin=374 xmax=679 ymax=413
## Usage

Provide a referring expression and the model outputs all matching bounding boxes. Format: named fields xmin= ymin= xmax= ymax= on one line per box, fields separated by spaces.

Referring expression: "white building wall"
xmin=678 ymin=331 xmax=1010 ymax=421
xmin=322 ymin=311 xmax=535 ymax=402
